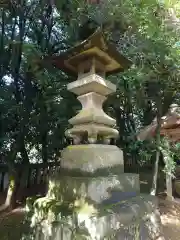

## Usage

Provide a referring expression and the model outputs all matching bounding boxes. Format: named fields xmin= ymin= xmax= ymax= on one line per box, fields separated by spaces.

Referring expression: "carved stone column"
xmin=66 ymin=57 xmax=118 ymax=145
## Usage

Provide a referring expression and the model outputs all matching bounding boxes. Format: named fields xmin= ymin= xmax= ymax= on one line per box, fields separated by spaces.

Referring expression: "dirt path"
xmin=159 ymin=197 xmax=180 ymax=240
xmin=0 ymin=208 xmax=27 ymax=240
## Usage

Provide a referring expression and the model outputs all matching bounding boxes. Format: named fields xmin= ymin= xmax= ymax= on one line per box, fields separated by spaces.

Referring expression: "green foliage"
xmin=2 ymin=1 xmax=180 ymax=238
xmin=0 ymin=0 xmax=179 ymax=214
xmin=0 ymin=0 xmax=179 ymax=167
xmin=160 ymin=137 xmax=177 ymax=177
xmin=128 ymin=140 xmax=155 ymax=166
xmin=0 ymin=1 xmax=79 ymax=165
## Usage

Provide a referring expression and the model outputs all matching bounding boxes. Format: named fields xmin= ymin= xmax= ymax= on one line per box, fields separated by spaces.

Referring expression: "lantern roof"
xmin=49 ymin=28 xmax=131 ymax=76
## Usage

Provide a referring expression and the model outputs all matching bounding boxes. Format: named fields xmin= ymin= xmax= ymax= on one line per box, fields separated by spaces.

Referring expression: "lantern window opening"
xmin=77 ymin=56 xmax=106 ymax=79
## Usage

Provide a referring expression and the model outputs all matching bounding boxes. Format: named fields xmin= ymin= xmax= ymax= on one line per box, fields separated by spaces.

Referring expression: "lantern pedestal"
xmin=29 ymin=145 xmax=164 ymax=240
xmin=61 ymin=144 xmax=124 ymax=173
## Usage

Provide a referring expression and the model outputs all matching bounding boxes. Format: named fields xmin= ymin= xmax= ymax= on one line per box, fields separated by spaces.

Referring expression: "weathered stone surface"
xmin=47 ymin=174 xmax=140 ymax=203
xmin=69 ymin=92 xmax=116 ymax=126
xmin=30 ymin=194 xmax=163 ymax=240
xmin=66 ymin=59 xmax=118 ymax=141
xmin=61 ymin=144 xmax=124 ymax=173
xmin=76 ymin=195 xmax=157 ymax=239
xmin=66 ymin=123 xmax=119 ymax=140
xmin=67 ymin=73 xmax=116 ymax=96
xmin=140 ymin=209 xmax=165 ymax=240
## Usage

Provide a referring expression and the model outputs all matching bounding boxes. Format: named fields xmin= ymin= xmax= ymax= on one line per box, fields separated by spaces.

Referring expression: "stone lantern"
xmin=51 ymin=28 xmax=131 ymax=175
xmin=30 ymin=28 xmax=164 ymax=240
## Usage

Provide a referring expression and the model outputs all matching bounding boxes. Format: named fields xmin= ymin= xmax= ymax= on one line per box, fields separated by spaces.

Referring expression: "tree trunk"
xmin=162 ymin=152 xmax=174 ymax=201
xmin=2 ymin=143 xmax=18 ymax=210
xmin=5 ymin=172 xmax=18 ymax=209
xmin=165 ymin=173 xmax=173 ymax=200
xmin=20 ymin=140 xmax=29 ymax=164
xmin=150 ymin=150 xmax=160 ymax=195
xmin=150 ymin=100 xmax=162 ymax=196
xmin=42 ymin=133 xmax=48 ymax=163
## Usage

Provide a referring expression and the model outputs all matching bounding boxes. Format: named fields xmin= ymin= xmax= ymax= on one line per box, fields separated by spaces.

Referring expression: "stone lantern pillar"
xmin=58 ymin=29 xmax=130 ymax=174
xmin=29 ymin=29 xmax=164 ymax=240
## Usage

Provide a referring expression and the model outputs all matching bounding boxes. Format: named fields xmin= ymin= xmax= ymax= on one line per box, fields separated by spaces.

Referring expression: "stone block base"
xmin=61 ymin=144 xmax=124 ymax=174
xmin=47 ymin=173 xmax=140 ymax=203
xmin=26 ymin=143 xmax=164 ymax=240
xmin=29 ymin=194 xmax=164 ymax=240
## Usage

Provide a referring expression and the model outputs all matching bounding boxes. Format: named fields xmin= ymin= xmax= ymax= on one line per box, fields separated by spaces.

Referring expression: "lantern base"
xmin=61 ymin=144 xmax=124 ymax=174
xmin=26 ymin=144 xmax=164 ymax=240
xmin=31 ymin=194 xmax=164 ymax=240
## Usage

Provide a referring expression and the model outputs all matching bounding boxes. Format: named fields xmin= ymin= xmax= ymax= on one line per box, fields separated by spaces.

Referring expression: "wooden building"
xmin=138 ymin=104 xmax=180 ymax=142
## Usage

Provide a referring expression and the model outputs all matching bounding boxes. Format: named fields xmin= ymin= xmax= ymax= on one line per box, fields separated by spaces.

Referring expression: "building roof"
xmin=138 ymin=104 xmax=180 ymax=142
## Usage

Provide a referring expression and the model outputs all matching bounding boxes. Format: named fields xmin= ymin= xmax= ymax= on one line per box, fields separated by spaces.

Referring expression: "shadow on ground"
xmin=159 ymin=197 xmax=180 ymax=240
xmin=0 ymin=208 xmax=27 ymax=240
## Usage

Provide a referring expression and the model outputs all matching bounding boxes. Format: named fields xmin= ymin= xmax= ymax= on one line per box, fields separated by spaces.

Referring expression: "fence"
xmin=0 ymin=162 xmax=60 ymax=203
xmin=0 ymin=160 xmax=156 ymax=194
xmin=0 ymin=157 xmax=160 ymax=205
xmin=124 ymin=158 xmax=155 ymax=173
